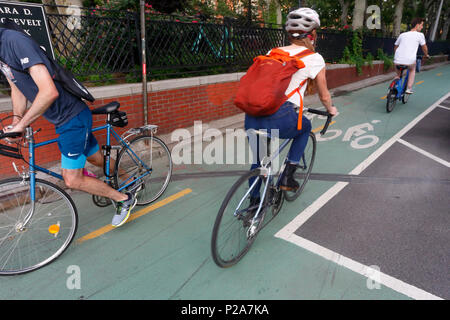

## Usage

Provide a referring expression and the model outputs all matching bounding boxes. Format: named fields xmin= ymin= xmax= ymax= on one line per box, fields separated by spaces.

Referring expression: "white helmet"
xmin=285 ymin=8 xmax=320 ymax=33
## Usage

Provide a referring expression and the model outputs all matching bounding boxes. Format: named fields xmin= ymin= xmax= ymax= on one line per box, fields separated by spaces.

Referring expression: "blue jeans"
xmin=244 ymin=101 xmax=312 ymax=197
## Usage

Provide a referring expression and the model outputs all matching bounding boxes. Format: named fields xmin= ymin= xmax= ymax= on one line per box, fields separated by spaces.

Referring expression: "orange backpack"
xmin=234 ymin=48 xmax=314 ymax=129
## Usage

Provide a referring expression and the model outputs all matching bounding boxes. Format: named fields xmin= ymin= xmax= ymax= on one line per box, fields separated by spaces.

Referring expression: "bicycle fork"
xmin=14 ymin=127 xmax=37 ymax=231
xmin=234 ymin=166 xmax=272 ymax=238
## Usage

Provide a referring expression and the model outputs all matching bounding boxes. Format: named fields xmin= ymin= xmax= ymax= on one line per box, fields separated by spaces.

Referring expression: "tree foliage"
xmin=76 ymin=0 xmax=449 ymax=39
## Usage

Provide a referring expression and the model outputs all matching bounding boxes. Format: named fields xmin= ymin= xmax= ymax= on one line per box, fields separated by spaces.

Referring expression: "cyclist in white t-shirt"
xmin=394 ymin=17 xmax=429 ymax=94
xmin=245 ymin=8 xmax=337 ymax=194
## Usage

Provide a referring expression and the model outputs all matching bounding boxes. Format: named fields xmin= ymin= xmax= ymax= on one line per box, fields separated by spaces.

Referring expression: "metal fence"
xmin=0 ymin=5 xmax=140 ymax=95
xmin=45 ymin=6 xmax=139 ymax=83
xmin=145 ymin=19 xmax=286 ymax=78
xmin=1 ymin=5 xmax=449 ymax=95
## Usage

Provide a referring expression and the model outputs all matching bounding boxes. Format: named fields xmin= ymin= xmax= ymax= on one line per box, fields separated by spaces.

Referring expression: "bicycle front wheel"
xmin=284 ymin=132 xmax=316 ymax=202
xmin=0 ymin=178 xmax=78 ymax=275
xmin=211 ymin=169 xmax=268 ymax=268
xmin=115 ymin=134 xmax=172 ymax=206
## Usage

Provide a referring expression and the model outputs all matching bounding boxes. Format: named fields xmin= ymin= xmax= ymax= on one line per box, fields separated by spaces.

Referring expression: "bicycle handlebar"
xmin=0 ymin=130 xmax=24 ymax=159
xmin=0 ymin=130 xmax=23 ymax=139
xmin=307 ymin=108 xmax=333 ymax=135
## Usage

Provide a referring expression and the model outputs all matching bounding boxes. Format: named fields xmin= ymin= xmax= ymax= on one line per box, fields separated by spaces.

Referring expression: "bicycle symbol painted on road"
xmin=310 ymin=113 xmax=381 ymax=149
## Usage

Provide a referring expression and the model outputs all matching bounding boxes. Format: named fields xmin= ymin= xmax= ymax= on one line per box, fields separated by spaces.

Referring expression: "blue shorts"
xmin=56 ymin=107 xmax=99 ymax=170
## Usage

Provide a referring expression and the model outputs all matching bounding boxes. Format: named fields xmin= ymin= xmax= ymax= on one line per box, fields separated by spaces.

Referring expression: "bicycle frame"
xmin=23 ymin=122 xmax=153 ymax=203
xmin=233 ymin=133 xmax=292 ymax=223
xmin=394 ymin=68 xmax=410 ymax=99
xmin=191 ymin=24 xmax=234 ymax=59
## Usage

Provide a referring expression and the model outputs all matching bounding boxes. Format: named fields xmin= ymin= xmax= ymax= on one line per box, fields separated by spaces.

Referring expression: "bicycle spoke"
xmin=115 ymin=135 xmax=172 ymax=205
xmin=211 ymin=169 xmax=266 ymax=267
xmin=0 ymin=179 xmax=77 ymax=275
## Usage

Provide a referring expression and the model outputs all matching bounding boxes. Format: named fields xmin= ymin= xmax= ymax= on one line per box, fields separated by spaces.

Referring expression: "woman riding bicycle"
xmin=245 ymin=7 xmax=337 ymax=197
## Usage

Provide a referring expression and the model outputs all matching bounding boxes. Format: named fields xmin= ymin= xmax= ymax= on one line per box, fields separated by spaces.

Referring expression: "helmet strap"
xmin=291 ymin=32 xmax=310 ymax=39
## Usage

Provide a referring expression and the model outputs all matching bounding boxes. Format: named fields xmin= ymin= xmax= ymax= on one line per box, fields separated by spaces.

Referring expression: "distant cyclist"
xmin=393 ymin=17 xmax=430 ymax=94
xmin=244 ymin=7 xmax=337 ymax=197
xmin=0 ymin=25 xmax=136 ymax=227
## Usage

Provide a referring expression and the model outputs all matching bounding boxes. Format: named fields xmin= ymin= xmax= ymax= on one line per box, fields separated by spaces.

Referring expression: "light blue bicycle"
xmin=0 ymin=101 xmax=172 ymax=275
xmin=211 ymin=108 xmax=332 ymax=268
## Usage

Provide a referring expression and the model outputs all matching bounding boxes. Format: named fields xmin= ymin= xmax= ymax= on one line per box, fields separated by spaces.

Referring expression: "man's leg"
xmin=394 ymin=65 xmax=401 ymax=80
xmin=406 ymin=63 xmax=416 ymax=92
xmin=62 ymin=165 xmax=127 ymax=202
xmin=62 ymin=155 xmax=137 ymax=227
xmin=86 ymin=149 xmax=132 ymax=188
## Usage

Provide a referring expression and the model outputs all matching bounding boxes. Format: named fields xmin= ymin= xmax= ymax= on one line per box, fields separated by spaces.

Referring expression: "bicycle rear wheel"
xmin=284 ymin=132 xmax=316 ymax=202
xmin=402 ymin=92 xmax=410 ymax=104
xmin=0 ymin=178 xmax=78 ymax=275
xmin=115 ymin=134 xmax=172 ymax=206
xmin=386 ymin=88 xmax=397 ymax=113
xmin=211 ymin=169 xmax=268 ymax=268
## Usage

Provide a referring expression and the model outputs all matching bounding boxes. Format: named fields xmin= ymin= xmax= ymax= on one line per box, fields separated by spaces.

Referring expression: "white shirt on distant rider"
xmin=394 ymin=31 xmax=426 ymax=65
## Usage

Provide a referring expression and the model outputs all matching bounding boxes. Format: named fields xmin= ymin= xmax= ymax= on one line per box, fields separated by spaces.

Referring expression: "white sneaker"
xmin=405 ymin=89 xmax=414 ymax=94
xmin=111 ymin=192 xmax=137 ymax=228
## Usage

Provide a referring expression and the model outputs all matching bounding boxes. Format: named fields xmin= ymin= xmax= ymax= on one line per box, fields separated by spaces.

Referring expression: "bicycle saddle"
xmin=91 ymin=101 xmax=120 ymax=114
xmin=396 ymin=65 xmax=408 ymax=70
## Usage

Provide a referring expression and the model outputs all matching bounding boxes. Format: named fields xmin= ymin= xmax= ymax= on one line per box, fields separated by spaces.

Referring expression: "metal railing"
xmin=45 ymin=5 xmax=139 ymax=83
xmin=1 ymin=5 xmax=449 ymax=95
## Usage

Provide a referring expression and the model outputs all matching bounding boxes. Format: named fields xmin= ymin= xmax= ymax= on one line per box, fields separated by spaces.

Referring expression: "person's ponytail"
xmin=287 ymin=30 xmax=318 ymax=96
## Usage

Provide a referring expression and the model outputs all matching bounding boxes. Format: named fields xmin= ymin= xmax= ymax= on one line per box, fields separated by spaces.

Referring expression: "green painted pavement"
xmin=0 ymin=64 xmax=448 ymax=300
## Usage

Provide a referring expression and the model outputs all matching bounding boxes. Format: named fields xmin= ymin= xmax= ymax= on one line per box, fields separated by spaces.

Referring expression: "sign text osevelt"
xmin=0 ymin=1 xmax=54 ymax=58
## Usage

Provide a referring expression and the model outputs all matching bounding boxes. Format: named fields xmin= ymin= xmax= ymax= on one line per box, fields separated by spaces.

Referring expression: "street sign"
xmin=0 ymin=0 xmax=55 ymax=58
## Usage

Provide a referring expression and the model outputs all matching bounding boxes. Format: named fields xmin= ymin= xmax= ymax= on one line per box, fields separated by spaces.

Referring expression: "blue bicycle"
xmin=0 ymin=101 xmax=172 ymax=275
xmin=386 ymin=64 xmax=412 ymax=113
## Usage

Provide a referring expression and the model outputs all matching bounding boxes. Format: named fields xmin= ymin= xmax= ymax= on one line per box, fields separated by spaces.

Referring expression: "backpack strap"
xmin=288 ymin=49 xmax=315 ymax=130
xmin=296 ymin=79 xmax=308 ymax=130
xmin=0 ymin=55 xmax=26 ymax=74
xmin=294 ymin=49 xmax=315 ymax=59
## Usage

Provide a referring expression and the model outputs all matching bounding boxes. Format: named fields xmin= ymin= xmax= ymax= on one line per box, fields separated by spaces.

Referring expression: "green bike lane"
xmin=0 ymin=64 xmax=448 ymax=300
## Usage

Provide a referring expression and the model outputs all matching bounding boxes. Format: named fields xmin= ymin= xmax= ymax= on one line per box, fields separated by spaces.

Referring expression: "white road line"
xmin=437 ymin=105 xmax=450 ymax=111
xmin=281 ymin=234 xmax=443 ymax=300
xmin=398 ymin=138 xmax=450 ymax=167
xmin=275 ymin=92 xmax=450 ymax=300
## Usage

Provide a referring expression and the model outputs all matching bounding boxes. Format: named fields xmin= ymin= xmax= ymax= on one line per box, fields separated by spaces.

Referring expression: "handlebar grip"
xmin=0 ymin=130 xmax=23 ymax=139
xmin=307 ymin=108 xmax=333 ymax=135
xmin=321 ymin=116 xmax=332 ymax=135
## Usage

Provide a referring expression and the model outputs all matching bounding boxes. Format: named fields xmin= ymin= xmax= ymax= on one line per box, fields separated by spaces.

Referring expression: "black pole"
xmin=140 ymin=0 xmax=148 ymax=125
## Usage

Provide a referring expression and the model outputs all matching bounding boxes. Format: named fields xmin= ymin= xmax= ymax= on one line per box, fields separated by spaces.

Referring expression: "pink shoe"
xmin=82 ymin=168 xmax=97 ymax=178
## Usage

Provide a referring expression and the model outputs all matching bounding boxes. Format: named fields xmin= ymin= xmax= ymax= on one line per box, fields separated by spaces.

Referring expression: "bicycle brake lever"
xmin=307 ymin=108 xmax=333 ymax=135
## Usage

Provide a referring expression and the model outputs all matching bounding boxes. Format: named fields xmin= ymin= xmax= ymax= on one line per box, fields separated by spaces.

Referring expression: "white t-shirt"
xmin=268 ymin=46 xmax=326 ymax=107
xmin=394 ymin=31 xmax=426 ymax=65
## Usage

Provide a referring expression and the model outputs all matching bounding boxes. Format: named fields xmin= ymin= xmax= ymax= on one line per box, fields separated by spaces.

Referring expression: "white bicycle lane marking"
xmin=275 ymin=92 xmax=450 ymax=300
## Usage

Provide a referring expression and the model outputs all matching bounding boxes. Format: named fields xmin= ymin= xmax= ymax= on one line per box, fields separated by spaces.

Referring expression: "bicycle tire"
xmin=386 ymin=88 xmax=397 ymax=113
xmin=0 ymin=178 xmax=78 ymax=275
xmin=114 ymin=134 xmax=172 ymax=206
xmin=284 ymin=132 xmax=316 ymax=202
xmin=402 ymin=93 xmax=410 ymax=104
xmin=211 ymin=168 xmax=268 ymax=268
